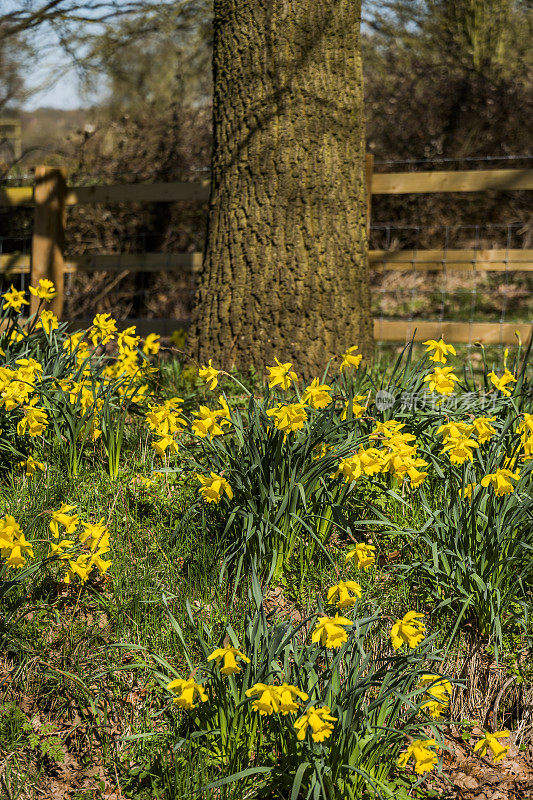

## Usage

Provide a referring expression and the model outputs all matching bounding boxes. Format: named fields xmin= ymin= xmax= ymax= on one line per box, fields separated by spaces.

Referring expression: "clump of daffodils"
xmin=160 ymin=577 xmax=456 ymax=783
xmin=48 ymin=505 xmax=112 ymax=584
xmin=0 ymin=515 xmax=34 ymax=568
xmin=1 ymin=285 xmax=160 ymax=472
xmin=331 ymin=420 xmax=428 ymax=489
xmin=0 ymin=504 xmax=113 ymax=586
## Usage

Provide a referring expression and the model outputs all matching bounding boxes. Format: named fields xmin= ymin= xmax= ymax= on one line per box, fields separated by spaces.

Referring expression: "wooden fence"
xmin=1 ymin=157 xmax=532 ymax=344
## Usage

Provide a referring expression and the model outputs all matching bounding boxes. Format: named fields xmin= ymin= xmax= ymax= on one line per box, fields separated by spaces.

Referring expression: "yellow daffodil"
xmin=436 ymin=420 xmax=474 ymax=442
xmin=294 ymin=706 xmax=337 ymax=742
xmin=339 ymin=345 xmax=362 ymax=373
xmin=390 ymin=611 xmax=426 ymax=649
xmin=472 ymin=416 xmax=497 ymax=444
xmin=50 ymin=504 xmax=79 ymax=538
xmin=198 ymin=359 xmax=220 ymax=390
xmin=371 ymin=420 xmax=405 ymax=439
xmin=17 ymin=400 xmax=48 ymax=437
xmin=0 ymin=515 xmax=34 ymax=569
xmin=196 ymin=472 xmax=233 ymax=503
xmin=473 ymin=731 xmax=510 ymax=762
xmin=459 ymin=482 xmax=477 ymax=502
xmin=79 ymin=520 xmax=110 ymax=554
xmin=207 ymin=646 xmax=250 ymax=675
xmin=36 ymin=310 xmax=59 ymax=335
xmin=397 ymin=739 xmax=439 ymax=774
xmin=422 ymin=338 xmax=456 ymax=364
xmin=63 ymin=553 xmax=92 ymax=584
xmin=62 ymin=331 xmax=84 ymax=355
xmin=267 ymin=358 xmax=297 ymax=390
xmin=167 ymin=677 xmax=208 ymax=710
xmin=488 ymin=369 xmax=516 ymax=397
xmin=340 ymin=395 xmax=368 ymax=420
xmin=419 ymin=674 xmax=452 ymax=718
xmin=480 ymin=468 xmax=520 ymax=496
xmin=376 ymin=429 xmax=428 ymax=487
xmin=49 ymin=538 xmax=76 ymax=560
xmin=170 ymin=328 xmax=187 ymax=348
xmin=214 ymin=394 xmax=231 ymax=422
xmin=245 ymin=683 xmax=281 ymax=715
xmin=267 ymin=403 xmax=307 ymax=434
xmin=278 ymin=684 xmax=309 ymax=714
xmin=1 ymin=535 xmax=35 ymax=568
xmin=88 ymin=548 xmax=112 ymax=577
xmin=405 ymin=459 xmax=429 ymax=487
xmin=117 ymin=326 xmax=140 ymax=353
xmin=64 ymin=551 xmax=110 ymax=586
xmin=90 ymin=313 xmax=117 ymax=346
xmin=301 ymin=378 xmax=332 ymax=409
xmin=334 ymin=447 xmax=387 ymax=481
xmin=518 ymin=413 xmax=533 ymax=437
xmin=345 ymin=542 xmax=376 ymax=570
xmin=18 ymin=456 xmax=45 ymax=477
xmin=29 ymin=279 xmax=57 ymax=301
xmin=312 ymin=614 xmax=353 ymax=649
xmin=520 ymin=438 xmax=533 ymax=461
xmin=327 ymin=580 xmax=362 ymax=609
xmin=2 ymin=286 xmax=29 ymax=313
xmin=331 ymin=454 xmax=362 ymax=483
xmin=151 ymin=434 xmax=179 ymax=458
xmin=441 ymin=436 xmax=479 ymax=465
xmin=357 ymin=447 xmax=384 ymax=475
xmin=423 ymin=366 xmax=460 ymax=395
xmin=191 ymin=405 xmax=230 ymax=438
xmin=517 ymin=415 xmax=533 ymax=462
xmin=142 ymin=333 xmax=161 ymax=356
xmin=312 ymin=442 xmax=335 ymax=460
xmin=146 ymin=398 xmax=186 ymax=436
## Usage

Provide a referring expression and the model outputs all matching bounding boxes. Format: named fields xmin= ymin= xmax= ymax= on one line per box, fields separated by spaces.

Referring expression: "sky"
xmin=4 ymin=0 xmax=105 ymax=110
xmin=24 ymin=64 xmax=85 ymax=110
xmin=10 ymin=0 xmax=181 ymax=110
xmin=19 ymin=0 xmax=375 ymax=111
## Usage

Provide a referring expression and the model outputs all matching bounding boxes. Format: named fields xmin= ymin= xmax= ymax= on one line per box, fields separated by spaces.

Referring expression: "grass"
xmin=1 ymin=354 xmax=532 ymax=800
xmin=1 ymin=455 xmax=223 ymax=798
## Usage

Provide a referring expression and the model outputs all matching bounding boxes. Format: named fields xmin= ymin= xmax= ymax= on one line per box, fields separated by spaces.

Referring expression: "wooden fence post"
xmin=365 ymin=152 xmax=374 ymax=236
xmin=31 ymin=166 xmax=67 ymax=318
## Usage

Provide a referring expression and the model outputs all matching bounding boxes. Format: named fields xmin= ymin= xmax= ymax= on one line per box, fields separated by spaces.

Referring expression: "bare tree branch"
xmin=0 ymin=1 xmax=182 ymax=41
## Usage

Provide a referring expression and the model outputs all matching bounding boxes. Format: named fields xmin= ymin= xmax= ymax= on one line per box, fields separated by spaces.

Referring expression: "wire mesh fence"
xmin=1 ymin=220 xmax=530 ymax=356
xmin=1 ymin=159 xmax=531 ymax=355
xmin=370 ymin=223 xmax=532 ymax=330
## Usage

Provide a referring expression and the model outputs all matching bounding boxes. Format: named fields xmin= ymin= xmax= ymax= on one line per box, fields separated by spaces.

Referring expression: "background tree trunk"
xmin=190 ymin=0 xmax=373 ymax=375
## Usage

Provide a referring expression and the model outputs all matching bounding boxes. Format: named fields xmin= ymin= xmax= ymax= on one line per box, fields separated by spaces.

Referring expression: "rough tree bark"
xmin=190 ymin=0 xmax=373 ymax=375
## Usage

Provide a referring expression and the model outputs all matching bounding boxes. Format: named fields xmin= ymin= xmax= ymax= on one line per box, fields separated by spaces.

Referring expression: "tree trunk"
xmin=190 ymin=0 xmax=373 ymax=375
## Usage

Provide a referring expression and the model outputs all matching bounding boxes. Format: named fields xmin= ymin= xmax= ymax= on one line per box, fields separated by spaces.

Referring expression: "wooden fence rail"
xmin=1 ymin=161 xmax=531 ymax=344
xmin=2 ymin=249 xmax=533 ymax=276
xmin=3 ymin=168 xmax=533 ymax=208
